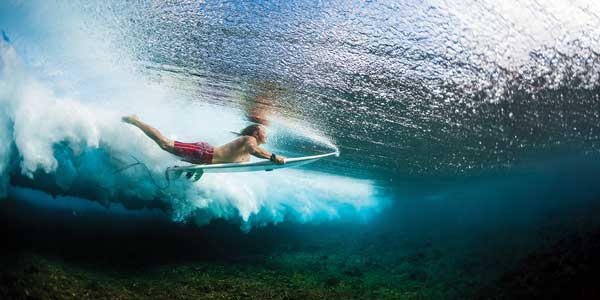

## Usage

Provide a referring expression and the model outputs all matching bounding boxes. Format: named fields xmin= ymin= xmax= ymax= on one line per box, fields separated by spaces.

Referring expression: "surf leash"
xmin=112 ymin=155 xmax=172 ymax=190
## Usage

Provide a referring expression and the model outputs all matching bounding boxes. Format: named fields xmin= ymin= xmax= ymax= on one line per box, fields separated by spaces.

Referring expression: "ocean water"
xmin=1 ymin=1 xmax=600 ymax=299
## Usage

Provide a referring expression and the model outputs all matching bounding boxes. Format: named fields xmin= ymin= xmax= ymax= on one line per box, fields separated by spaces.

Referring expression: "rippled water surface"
xmin=68 ymin=0 xmax=600 ymax=177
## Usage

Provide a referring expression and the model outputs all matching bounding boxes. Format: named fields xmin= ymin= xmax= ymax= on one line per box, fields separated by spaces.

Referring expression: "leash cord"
xmin=112 ymin=155 xmax=172 ymax=190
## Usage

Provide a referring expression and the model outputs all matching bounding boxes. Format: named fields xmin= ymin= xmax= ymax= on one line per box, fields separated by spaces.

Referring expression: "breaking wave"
xmin=0 ymin=2 xmax=381 ymax=229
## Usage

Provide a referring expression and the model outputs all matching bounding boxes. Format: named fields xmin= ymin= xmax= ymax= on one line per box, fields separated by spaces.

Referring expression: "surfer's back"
xmin=212 ymin=136 xmax=253 ymax=163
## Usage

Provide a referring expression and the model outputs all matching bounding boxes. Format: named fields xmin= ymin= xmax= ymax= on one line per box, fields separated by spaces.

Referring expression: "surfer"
xmin=121 ymin=115 xmax=286 ymax=165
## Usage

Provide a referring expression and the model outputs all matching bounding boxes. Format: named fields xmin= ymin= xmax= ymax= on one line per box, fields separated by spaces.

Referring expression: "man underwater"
xmin=122 ymin=115 xmax=286 ymax=165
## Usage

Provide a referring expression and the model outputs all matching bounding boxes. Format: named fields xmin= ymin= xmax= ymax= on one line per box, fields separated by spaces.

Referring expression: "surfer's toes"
xmin=122 ymin=115 xmax=139 ymax=124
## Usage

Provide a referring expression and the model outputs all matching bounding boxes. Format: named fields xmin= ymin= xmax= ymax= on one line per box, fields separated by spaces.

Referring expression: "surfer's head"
xmin=240 ymin=124 xmax=267 ymax=144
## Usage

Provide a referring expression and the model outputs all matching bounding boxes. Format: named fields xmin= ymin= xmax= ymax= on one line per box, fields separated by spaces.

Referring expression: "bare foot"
xmin=122 ymin=115 xmax=139 ymax=124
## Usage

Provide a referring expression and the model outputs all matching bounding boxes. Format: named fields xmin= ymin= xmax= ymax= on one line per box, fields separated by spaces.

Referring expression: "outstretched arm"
xmin=245 ymin=137 xmax=285 ymax=164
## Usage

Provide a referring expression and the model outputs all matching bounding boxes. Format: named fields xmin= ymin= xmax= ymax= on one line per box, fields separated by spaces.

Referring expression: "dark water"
xmin=1 ymin=1 xmax=600 ymax=299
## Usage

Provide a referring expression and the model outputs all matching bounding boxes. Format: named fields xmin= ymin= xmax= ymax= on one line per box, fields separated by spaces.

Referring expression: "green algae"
xmin=0 ymin=250 xmax=450 ymax=300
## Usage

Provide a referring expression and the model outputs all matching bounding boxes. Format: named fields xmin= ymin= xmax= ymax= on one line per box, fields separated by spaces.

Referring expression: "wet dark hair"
xmin=239 ymin=124 xmax=262 ymax=137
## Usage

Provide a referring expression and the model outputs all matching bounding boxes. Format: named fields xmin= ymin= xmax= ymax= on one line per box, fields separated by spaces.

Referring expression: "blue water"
xmin=1 ymin=1 xmax=600 ymax=298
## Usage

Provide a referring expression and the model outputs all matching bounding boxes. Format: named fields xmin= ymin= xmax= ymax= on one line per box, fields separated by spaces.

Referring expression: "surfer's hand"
xmin=274 ymin=156 xmax=285 ymax=165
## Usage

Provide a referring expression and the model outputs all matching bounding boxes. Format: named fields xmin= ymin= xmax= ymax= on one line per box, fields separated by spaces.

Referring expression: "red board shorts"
xmin=173 ymin=141 xmax=214 ymax=164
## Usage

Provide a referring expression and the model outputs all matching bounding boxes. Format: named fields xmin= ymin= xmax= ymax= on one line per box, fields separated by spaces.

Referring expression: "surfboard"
xmin=167 ymin=152 xmax=338 ymax=181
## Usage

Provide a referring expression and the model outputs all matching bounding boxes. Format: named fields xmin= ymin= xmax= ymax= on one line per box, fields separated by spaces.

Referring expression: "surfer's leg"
xmin=122 ymin=115 xmax=175 ymax=153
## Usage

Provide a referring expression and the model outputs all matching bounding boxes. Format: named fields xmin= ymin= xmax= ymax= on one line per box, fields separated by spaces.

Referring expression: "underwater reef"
xmin=3 ymin=226 xmax=600 ymax=300
xmin=2 ymin=193 xmax=600 ymax=300
xmin=476 ymin=228 xmax=600 ymax=300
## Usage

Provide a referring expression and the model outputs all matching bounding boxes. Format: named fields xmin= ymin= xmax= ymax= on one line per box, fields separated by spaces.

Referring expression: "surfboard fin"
xmin=184 ymin=170 xmax=204 ymax=181
xmin=172 ymin=170 xmax=183 ymax=179
xmin=192 ymin=170 xmax=204 ymax=182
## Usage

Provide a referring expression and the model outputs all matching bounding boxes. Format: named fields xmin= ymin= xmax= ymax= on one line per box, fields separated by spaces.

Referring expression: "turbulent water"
xmin=1 ymin=0 xmax=600 ymax=232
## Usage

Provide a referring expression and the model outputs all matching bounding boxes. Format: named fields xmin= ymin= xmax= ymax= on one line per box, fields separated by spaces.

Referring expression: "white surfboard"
xmin=167 ymin=152 xmax=338 ymax=181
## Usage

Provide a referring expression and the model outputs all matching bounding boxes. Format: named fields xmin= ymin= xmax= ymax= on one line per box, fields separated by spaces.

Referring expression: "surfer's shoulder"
xmin=243 ymin=135 xmax=258 ymax=143
xmin=239 ymin=135 xmax=258 ymax=147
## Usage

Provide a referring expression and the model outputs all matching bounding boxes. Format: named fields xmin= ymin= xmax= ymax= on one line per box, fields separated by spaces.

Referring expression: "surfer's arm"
xmin=245 ymin=137 xmax=285 ymax=164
